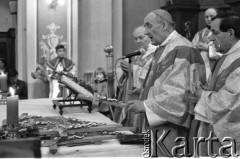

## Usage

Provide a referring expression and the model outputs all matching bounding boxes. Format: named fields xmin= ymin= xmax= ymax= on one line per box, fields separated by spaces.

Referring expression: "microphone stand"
xmin=123 ymin=50 xmax=143 ymax=102
xmin=114 ymin=53 xmax=138 ymax=124
xmin=118 ymin=56 xmax=134 ymax=125
xmin=124 ymin=57 xmax=133 ymax=103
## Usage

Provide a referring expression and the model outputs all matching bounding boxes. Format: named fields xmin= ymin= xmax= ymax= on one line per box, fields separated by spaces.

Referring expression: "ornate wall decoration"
xmin=39 ymin=22 xmax=67 ymax=61
xmin=32 ymin=23 xmax=67 ymax=83
xmin=48 ymin=0 xmax=58 ymax=10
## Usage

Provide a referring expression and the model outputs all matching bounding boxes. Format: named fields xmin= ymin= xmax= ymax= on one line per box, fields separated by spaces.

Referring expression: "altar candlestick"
xmin=7 ymin=88 xmax=19 ymax=126
xmin=0 ymin=73 xmax=8 ymax=92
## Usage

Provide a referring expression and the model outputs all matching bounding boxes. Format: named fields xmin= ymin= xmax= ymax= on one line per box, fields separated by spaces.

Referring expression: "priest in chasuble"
xmin=46 ymin=44 xmax=76 ymax=98
xmin=194 ymin=12 xmax=240 ymax=157
xmin=127 ymin=9 xmax=206 ymax=157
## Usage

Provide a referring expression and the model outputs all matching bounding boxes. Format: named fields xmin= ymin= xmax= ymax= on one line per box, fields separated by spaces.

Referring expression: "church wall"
xmin=0 ymin=0 xmax=12 ymax=32
xmin=122 ymin=0 xmax=167 ymax=56
xmin=16 ymin=0 xmax=27 ymax=82
xmin=78 ymin=0 xmax=112 ymax=81
xmin=37 ymin=0 xmax=69 ymax=63
xmin=26 ymin=0 xmax=47 ymax=99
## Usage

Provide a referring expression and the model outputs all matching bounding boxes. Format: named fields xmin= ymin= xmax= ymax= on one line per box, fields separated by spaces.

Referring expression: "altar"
xmin=0 ymin=98 xmax=143 ymax=157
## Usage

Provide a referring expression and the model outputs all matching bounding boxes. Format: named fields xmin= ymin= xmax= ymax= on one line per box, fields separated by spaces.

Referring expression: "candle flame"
xmin=1 ymin=72 xmax=6 ymax=75
xmin=9 ymin=87 xmax=15 ymax=96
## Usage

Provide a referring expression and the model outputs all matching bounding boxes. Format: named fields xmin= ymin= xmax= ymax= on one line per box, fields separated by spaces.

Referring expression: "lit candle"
xmin=0 ymin=72 xmax=7 ymax=92
xmin=7 ymin=87 xmax=19 ymax=126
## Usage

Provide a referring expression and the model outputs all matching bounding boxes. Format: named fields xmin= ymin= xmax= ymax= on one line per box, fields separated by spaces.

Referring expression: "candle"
xmin=7 ymin=88 xmax=19 ymax=125
xmin=0 ymin=73 xmax=8 ymax=92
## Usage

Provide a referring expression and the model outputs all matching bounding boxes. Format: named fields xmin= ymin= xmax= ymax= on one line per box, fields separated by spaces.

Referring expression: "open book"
xmin=59 ymin=75 xmax=93 ymax=97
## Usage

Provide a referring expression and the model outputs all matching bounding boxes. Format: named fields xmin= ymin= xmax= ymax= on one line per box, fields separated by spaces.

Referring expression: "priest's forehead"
xmin=211 ymin=18 xmax=221 ymax=32
xmin=205 ymin=8 xmax=217 ymax=17
xmin=133 ymin=26 xmax=145 ymax=35
xmin=144 ymin=12 xmax=157 ymax=26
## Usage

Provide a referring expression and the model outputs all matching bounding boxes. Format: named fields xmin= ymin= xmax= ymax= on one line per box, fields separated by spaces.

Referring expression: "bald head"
xmin=133 ymin=25 xmax=151 ymax=50
xmin=205 ymin=8 xmax=218 ymax=26
xmin=133 ymin=26 xmax=145 ymax=35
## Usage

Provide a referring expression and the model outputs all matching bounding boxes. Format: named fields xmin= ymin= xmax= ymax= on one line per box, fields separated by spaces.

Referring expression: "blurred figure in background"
xmin=91 ymin=67 xmax=111 ymax=118
xmin=120 ymin=25 xmax=158 ymax=95
xmin=0 ymin=58 xmax=8 ymax=75
xmin=8 ymin=68 xmax=28 ymax=99
xmin=46 ymin=44 xmax=76 ymax=98
xmin=192 ymin=8 xmax=220 ymax=81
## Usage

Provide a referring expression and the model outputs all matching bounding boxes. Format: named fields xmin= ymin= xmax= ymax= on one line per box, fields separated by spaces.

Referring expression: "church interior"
xmin=0 ymin=0 xmax=240 ymax=157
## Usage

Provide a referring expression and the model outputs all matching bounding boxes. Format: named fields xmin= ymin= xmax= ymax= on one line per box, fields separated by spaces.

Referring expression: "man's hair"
xmin=94 ymin=67 xmax=106 ymax=78
xmin=8 ymin=68 xmax=18 ymax=77
xmin=0 ymin=58 xmax=7 ymax=67
xmin=55 ymin=44 xmax=65 ymax=51
xmin=152 ymin=9 xmax=175 ymax=28
xmin=213 ymin=12 xmax=240 ymax=38
xmin=205 ymin=8 xmax=219 ymax=15
xmin=133 ymin=25 xmax=145 ymax=33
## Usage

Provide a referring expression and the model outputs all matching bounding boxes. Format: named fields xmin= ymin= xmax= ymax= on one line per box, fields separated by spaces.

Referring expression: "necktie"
xmin=203 ymin=29 xmax=210 ymax=43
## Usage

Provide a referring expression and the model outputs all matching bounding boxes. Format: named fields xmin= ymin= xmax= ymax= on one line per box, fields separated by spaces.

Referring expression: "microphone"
xmin=121 ymin=48 xmax=145 ymax=59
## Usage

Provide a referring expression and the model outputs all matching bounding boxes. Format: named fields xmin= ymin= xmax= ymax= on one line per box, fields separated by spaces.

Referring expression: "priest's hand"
xmin=120 ymin=61 xmax=129 ymax=73
xmin=132 ymin=88 xmax=141 ymax=95
xmin=127 ymin=100 xmax=145 ymax=113
xmin=196 ymin=42 xmax=208 ymax=51
xmin=128 ymin=88 xmax=141 ymax=96
xmin=191 ymin=82 xmax=205 ymax=98
xmin=196 ymin=86 xmax=204 ymax=98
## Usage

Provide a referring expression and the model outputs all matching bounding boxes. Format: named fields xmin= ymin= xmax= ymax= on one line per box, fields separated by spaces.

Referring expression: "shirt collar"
xmin=225 ymin=40 xmax=240 ymax=55
xmin=147 ymin=42 xmax=158 ymax=50
xmin=161 ymin=30 xmax=177 ymax=47
xmin=142 ymin=43 xmax=158 ymax=59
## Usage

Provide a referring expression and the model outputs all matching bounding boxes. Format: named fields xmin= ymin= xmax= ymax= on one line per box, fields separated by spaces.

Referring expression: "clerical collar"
xmin=161 ymin=30 xmax=177 ymax=46
xmin=225 ymin=40 xmax=240 ymax=55
xmin=58 ymin=57 xmax=64 ymax=61
xmin=147 ymin=43 xmax=156 ymax=50
xmin=142 ymin=43 xmax=158 ymax=59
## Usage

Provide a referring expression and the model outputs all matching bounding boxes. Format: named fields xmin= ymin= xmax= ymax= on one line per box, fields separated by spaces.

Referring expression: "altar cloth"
xmin=0 ymin=98 xmax=143 ymax=157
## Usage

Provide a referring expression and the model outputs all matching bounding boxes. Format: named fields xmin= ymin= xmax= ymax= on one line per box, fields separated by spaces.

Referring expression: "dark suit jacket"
xmin=10 ymin=79 xmax=28 ymax=99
